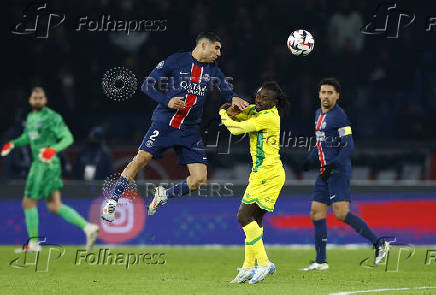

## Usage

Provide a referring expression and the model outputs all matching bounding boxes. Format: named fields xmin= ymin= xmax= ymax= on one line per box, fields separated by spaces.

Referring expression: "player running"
xmin=101 ymin=32 xmax=249 ymax=221
xmin=220 ymin=81 xmax=289 ymax=284
xmin=300 ymin=78 xmax=389 ymax=271
xmin=1 ymin=87 xmax=99 ymax=252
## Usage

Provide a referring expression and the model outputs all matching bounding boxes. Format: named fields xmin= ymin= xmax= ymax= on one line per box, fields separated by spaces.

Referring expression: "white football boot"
xmin=147 ymin=186 xmax=168 ymax=216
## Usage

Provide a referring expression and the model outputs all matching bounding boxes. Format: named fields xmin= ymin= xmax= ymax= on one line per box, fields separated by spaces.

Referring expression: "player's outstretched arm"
xmin=2 ymin=128 xmax=31 ymax=156
xmin=219 ymin=105 xmax=258 ymax=135
xmin=215 ymin=67 xmax=249 ymax=110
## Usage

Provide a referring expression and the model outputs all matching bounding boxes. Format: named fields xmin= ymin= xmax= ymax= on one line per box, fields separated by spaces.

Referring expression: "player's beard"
xmin=31 ymin=104 xmax=45 ymax=111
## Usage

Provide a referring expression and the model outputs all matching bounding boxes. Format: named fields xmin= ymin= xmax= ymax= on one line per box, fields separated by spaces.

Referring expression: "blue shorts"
xmin=312 ymin=172 xmax=351 ymax=205
xmin=139 ymin=122 xmax=207 ymax=166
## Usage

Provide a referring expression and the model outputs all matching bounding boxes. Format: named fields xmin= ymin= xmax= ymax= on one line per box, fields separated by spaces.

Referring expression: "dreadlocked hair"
xmin=260 ymin=81 xmax=290 ymax=116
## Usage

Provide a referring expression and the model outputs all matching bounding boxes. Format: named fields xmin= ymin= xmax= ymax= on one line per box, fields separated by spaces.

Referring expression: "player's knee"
xmin=237 ymin=211 xmax=251 ymax=227
xmin=47 ymin=202 xmax=61 ymax=214
xmin=189 ymin=173 xmax=207 ymax=189
xmin=310 ymin=208 xmax=323 ymax=220
xmin=333 ymin=210 xmax=347 ymax=221
xmin=22 ymin=197 xmax=36 ymax=209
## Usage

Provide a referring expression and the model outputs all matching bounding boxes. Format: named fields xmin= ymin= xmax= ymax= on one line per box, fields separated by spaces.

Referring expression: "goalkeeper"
xmin=2 ymin=87 xmax=98 ymax=252
xmin=219 ymin=81 xmax=289 ymax=284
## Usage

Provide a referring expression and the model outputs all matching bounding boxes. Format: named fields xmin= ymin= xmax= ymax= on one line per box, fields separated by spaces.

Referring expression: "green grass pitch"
xmin=1 ymin=246 xmax=435 ymax=295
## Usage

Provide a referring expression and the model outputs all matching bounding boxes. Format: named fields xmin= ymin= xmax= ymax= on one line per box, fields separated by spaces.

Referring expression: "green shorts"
xmin=24 ymin=161 xmax=63 ymax=199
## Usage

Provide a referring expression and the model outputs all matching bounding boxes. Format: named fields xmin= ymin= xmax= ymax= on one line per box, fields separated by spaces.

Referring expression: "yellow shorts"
xmin=241 ymin=166 xmax=285 ymax=212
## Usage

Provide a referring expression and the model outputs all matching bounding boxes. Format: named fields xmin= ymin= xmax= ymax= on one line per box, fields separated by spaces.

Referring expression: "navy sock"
xmin=166 ymin=180 xmax=190 ymax=198
xmin=110 ymin=176 xmax=129 ymax=202
xmin=313 ymin=219 xmax=327 ymax=263
xmin=344 ymin=212 xmax=378 ymax=245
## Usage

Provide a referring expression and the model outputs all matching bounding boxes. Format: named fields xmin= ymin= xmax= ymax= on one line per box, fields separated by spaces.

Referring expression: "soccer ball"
xmin=287 ymin=30 xmax=315 ymax=56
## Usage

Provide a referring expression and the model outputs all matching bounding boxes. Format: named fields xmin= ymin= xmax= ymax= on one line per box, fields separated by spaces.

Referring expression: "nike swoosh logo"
xmin=330 ymin=195 xmax=336 ymax=199
xmin=180 ymin=72 xmax=189 ymax=74
xmin=202 ymin=157 xmax=207 ymax=160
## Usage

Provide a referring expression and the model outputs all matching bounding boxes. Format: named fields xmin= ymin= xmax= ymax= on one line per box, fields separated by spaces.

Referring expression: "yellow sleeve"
xmin=231 ymin=104 xmax=257 ymax=121
xmin=220 ymin=109 xmax=257 ymax=135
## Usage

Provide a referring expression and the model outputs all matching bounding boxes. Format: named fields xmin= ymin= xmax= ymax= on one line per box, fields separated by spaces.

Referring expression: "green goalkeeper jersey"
xmin=12 ymin=107 xmax=74 ymax=165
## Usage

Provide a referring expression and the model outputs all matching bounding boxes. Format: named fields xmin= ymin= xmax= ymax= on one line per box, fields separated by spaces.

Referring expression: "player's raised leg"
xmin=101 ymin=150 xmax=152 ymax=221
xmin=47 ymin=191 xmax=99 ymax=250
xmin=148 ymin=163 xmax=207 ymax=215
xmin=301 ymin=200 xmax=330 ymax=271
xmin=332 ymin=201 xmax=389 ymax=264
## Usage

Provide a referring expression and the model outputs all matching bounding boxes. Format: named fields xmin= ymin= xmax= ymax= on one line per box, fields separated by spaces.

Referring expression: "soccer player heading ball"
xmin=220 ymin=81 xmax=289 ymax=284
xmin=101 ymin=32 xmax=249 ymax=221
xmin=1 ymin=87 xmax=99 ymax=252
xmin=300 ymin=78 xmax=390 ymax=271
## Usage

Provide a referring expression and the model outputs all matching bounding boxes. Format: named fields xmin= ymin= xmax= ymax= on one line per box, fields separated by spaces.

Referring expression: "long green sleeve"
xmin=50 ymin=116 xmax=74 ymax=152
xmin=12 ymin=131 xmax=30 ymax=147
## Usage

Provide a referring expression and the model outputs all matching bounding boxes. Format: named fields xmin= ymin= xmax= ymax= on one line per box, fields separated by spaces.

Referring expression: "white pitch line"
xmin=329 ymin=286 xmax=436 ymax=295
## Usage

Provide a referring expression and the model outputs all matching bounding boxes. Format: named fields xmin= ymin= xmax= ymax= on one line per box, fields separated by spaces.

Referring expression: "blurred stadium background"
xmin=2 ymin=0 xmax=436 ymax=247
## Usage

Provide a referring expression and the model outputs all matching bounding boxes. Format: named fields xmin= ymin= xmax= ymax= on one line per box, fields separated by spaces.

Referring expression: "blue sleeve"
xmin=329 ymin=135 xmax=354 ymax=166
xmin=329 ymin=110 xmax=353 ymax=165
xmin=306 ymin=148 xmax=318 ymax=163
xmin=215 ymin=66 xmax=237 ymax=102
xmin=141 ymin=57 xmax=174 ymax=106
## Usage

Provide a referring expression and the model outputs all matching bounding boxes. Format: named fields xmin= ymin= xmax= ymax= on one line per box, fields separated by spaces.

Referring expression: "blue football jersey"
xmin=141 ymin=52 xmax=237 ymax=129
xmin=313 ymin=104 xmax=352 ymax=172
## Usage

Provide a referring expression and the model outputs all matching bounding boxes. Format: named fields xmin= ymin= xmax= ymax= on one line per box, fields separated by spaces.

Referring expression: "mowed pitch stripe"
xmin=329 ymin=286 xmax=436 ymax=295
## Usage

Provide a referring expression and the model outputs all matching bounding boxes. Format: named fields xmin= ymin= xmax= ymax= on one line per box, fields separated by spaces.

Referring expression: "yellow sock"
xmin=242 ymin=222 xmax=256 ymax=268
xmin=243 ymin=221 xmax=269 ymax=268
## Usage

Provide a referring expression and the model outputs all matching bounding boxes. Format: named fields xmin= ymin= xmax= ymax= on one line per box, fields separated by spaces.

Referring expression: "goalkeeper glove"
xmin=1 ymin=142 xmax=15 ymax=156
xmin=320 ymin=163 xmax=338 ymax=181
xmin=39 ymin=147 xmax=57 ymax=163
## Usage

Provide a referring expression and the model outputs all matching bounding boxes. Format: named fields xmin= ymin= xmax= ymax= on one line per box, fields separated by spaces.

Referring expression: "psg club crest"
xmin=202 ymin=73 xmax=210 ymax=82
xmin=321 ymin=121 xmax=327 ymax=129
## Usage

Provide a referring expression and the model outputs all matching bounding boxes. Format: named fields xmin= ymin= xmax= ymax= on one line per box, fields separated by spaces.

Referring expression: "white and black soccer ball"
xmin=287 ymin=30 xmax=315 ymax=56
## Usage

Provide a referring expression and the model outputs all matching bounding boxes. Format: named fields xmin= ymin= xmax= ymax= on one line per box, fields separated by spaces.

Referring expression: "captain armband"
xmin=338 ymin=126 xmax=352 ymax=137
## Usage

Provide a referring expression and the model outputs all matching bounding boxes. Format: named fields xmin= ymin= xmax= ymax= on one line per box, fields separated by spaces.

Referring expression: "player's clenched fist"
xmin=1 ymin=142 xmax=14 ymax=156
xmin=39 ymin=147 xmax=56 ymax=163
xmin=168 ymin=97 xmax=186 ymax=109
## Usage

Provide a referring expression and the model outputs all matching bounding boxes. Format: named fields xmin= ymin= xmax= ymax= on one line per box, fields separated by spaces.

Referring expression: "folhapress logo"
xmin=11 ymin=2 xmax=65 ymax=39
xmin=9 ymin=238 xmax=65 ymax=272
xmin=361 ymin=2 xmax=436 ymax=38
xmin=361 ymin=3 xmax=415 ymax=38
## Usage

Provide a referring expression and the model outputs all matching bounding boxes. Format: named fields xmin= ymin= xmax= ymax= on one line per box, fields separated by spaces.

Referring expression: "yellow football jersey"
xmin=219 ymin=104 xmax=282 ymax=172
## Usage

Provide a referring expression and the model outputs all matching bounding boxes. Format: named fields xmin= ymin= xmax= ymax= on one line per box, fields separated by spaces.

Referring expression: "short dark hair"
xmin=31 ymin=86 xmax=45 ymax=93
xmin=261 ymin=81 xmax=290 ymax=116
xmin=196 ymin=32 xmax=222 ymax=44
xmin=319 ymin=77 xmax=341 ymax=93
